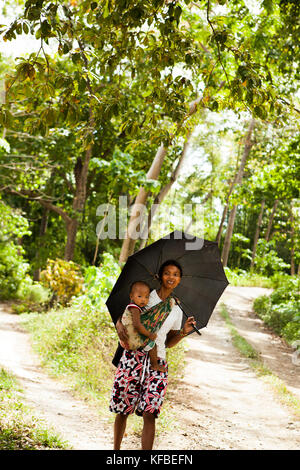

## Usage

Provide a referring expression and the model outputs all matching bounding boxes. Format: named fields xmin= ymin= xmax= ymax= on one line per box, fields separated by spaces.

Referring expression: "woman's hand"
xmin=115 ymin=318 xmax=129 ymax=344
xmin=149 ymin=332 xmax=157 ymax=341
xmin=182 ymin=316 xmax=196 ymax=335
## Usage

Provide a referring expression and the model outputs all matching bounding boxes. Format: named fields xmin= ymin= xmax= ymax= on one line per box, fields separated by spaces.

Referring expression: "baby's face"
xmin=130 ymin=285 xmax=150 ymax=308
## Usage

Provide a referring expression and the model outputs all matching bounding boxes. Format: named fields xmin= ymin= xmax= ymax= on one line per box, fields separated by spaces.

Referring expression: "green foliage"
xmin=0 ymin=2 xmax=299 ymax=286
xmin=224 ymin=267 xmax=273 ymax=288
xmin=252 ymin=239 xmax=290 ymax=276
xmin=0 ymin=201 xmax=31 ymax=299
xmin=0 ymin=367 xmax=68 ymax=450
xmin=253 ymin=275 xmax=300 ymax=345
xmin=40 ymin=258 xmax=84 ymax=306
xmin=75 ymin=252 xmax=121 ymax=315
xmin=11 ymin=276 xmax=51 ymax=314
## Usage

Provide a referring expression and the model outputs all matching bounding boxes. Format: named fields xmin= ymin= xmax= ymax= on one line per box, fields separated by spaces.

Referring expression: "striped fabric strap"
xmin=127 ymin=303 xmax=142 ymax=312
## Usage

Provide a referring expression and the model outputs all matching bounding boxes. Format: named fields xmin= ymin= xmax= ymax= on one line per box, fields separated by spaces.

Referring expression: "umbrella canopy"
xmin=106 ymin=230 xmax=229 ymax=332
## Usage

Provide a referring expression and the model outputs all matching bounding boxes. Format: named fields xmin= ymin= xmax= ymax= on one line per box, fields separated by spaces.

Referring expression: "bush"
xmin=0 ymin=201 xmax=31 ymax=299
xmin=224 ymin=267 xmax=273 ymax=288
xmin=11 ymin=278 xmax=51 ymax=314
xmin=253 ymin=275 xmax=300 ymax=345
xmin=270 ymin=272 xmax=294 ymax=289
xmin=253 ymin=295 xmax=271 ymax=316
xmin=0 ymin=242 xmax=30 ymax=299
xmin=253 ymin=239 xmax=290 ymax=277
xmin=73 ymin=252 xmax=121 ymax=316
xmin=40 ymin=259 xmax=84 ymax=307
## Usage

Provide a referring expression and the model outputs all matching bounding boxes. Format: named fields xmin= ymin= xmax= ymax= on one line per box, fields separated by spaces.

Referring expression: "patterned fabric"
xmin=121 ymin=297 xmax=175 ymax=351
xmin=109 ymin=349 xmax=168 ymax=418
xmin=121 ymin=304 xmax=144 ymax=350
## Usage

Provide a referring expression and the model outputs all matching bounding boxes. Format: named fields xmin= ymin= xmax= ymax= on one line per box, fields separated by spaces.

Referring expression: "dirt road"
xmin=0 ymin=286 xmax=299 ymax=450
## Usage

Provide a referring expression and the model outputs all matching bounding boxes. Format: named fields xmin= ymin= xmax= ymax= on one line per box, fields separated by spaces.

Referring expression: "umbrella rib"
xmin=181 ymin=274 xmax=228 ymax=282
xmin=131 ymin=257 xmax=157 ymax=279
xmin=155 ymin=238 xmax=167 ymax=277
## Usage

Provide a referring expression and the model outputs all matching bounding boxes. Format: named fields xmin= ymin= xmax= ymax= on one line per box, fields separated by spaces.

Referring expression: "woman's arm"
xmin=115 ymin=317 xmax=129 ymax=343
xmin=165 ymin=316 xmax=196 ymax=348
xmin=130 ymin=308 xmax=156 ymax=341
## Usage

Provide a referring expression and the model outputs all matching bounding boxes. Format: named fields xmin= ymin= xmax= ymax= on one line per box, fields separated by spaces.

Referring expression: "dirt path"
xmin=0 ymin=286 xmax=300 ymax=450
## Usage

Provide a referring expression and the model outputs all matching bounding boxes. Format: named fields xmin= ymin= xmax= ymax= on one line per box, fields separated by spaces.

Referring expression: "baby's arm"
xmin=129 ymin=307 xmax=157 ymax=341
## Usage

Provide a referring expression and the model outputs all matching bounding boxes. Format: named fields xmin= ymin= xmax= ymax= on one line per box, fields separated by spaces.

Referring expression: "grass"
xmin=0 ymin=367 xmax=68 ymax=450
xmin=224 ymin=268 xmax=274 ymax=288
xmin=219 ymin=304 xmax=300 ymax=418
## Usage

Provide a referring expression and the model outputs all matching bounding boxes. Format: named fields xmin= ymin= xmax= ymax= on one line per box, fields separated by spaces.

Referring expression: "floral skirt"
xmin=109 ymin=349 xmax=168 ymax=418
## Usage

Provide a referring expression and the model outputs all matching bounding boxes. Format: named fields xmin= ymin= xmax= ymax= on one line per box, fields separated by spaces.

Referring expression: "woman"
xmin=109 ymin=259 xmax=196 ymax=450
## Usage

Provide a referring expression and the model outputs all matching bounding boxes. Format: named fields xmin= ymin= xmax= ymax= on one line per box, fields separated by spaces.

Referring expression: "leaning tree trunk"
xmin=119 ymin=143 xmax=168 ymax=263
xmin=138 ymin=134 xmax=191 ymax=250
xmin=250 ymin=199 xmax=265 ymax=270
xmin=216 ymin=176 xmax=237 ymax=246
xmin=33 ymin=207 xmax=49 ymax=281
xmin=216 ymin=137 xmax=243 ymax=246
xmin=290 ymin=205 xmax=295 ymax=276
xmin=265 ymin=199 xmax=279 ymax=242
xmin=221 ymin=118 xmax=255 ymax=267
xmin=119 ymin=97 xmax=203 ymax=263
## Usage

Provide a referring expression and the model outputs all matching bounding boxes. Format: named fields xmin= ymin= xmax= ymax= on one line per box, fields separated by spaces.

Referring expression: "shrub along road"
xmin=0 ymin=286 xmax=299 ymax=450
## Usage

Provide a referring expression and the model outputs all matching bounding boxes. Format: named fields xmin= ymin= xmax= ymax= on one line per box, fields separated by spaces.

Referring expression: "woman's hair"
xmin=158 ymin=259 xmax=183 ymax=282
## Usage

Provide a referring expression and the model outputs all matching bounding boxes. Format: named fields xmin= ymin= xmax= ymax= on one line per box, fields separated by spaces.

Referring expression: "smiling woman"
xmin=110 ymin=259 xmax=196 ymax=450
xmin=158 ymin=260 xmax=183 ymax=289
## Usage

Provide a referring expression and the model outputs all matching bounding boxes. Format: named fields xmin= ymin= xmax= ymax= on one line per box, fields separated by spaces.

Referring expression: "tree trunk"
xmin=250 ymin=199 xmax=265 ymax=270
xmin=33 ymin=208 xmax=49 ymax=281
xmin=92 ymin=202 xmax=110 ymax=265
xmin=265 ymin=199 xmax=279 ymax=242
xmin=63 ymin=42 xmax=94 ymax=261
xmin=216 ymin=136 xmax=244 ymax=246
xmin=118 ymin=94 xmax=206 ymax=264
xmin=138 ymin=134 xmax=191 ymax=250
xmin=216 ymin=176 xmax=236 ymax=246
xmin=221 ymin=205 xmax=238 ymax=267
xmin=64 ymin=218 xmax=79 ymax=261
xmin=221 ymin=119 xmax=255 ymax=267
xmin=119 ymin=144 xmax=168 ymax=263
xmin=290 ymin=205 xmax=295 ymax=276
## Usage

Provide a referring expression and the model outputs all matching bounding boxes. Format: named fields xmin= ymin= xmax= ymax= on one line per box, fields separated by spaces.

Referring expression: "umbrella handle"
xmin=173 ymin=297 xmax=201 ymax=336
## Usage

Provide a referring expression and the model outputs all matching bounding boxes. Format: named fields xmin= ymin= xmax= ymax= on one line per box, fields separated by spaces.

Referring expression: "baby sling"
xmin=112 ymin=296 xmax=176 ymax=366
xmin=139 ymin=295 xmax=175 ymax=349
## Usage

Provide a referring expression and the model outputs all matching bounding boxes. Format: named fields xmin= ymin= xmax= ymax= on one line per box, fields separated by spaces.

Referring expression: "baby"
xmin=120 ymin=281 xmax=165 ymax=372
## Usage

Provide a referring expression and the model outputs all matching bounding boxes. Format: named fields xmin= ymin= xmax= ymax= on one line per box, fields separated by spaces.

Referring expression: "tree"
xmin=1 ymin=1 xmax=203 ymax=260
xmin=221 ymin=118 xmax=255 ymax=266
xmin=250 ymin=199 xmax=265 ymax=270
xmin=1 ymin=0 xmax=299 ymax=268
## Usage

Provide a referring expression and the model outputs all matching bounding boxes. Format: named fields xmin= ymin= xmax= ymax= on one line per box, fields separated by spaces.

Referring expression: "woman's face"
xmin=161 ymin=264 xmax=182 ymax=290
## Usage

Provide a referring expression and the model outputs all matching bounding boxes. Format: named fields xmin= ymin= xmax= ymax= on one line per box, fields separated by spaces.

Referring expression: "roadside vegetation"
xmin=253 ymin=275 xmax=300 ymax=347
xmin=0 ymin=367 xmax=68 ymax=450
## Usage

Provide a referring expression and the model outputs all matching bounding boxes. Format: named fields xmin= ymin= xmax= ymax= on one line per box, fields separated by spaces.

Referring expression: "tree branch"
xmin=3 ymin=188 xmax=72 ymax=224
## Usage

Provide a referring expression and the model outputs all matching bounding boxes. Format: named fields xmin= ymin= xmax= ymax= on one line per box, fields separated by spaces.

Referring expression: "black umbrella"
xmin=106 ymin=230 xmax=229 ymax=336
